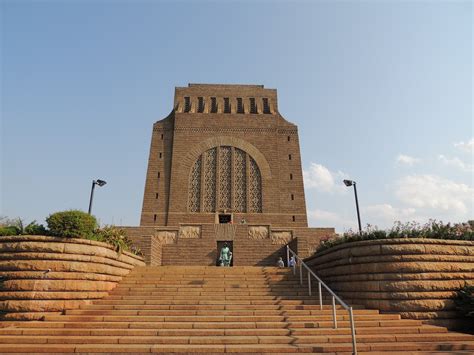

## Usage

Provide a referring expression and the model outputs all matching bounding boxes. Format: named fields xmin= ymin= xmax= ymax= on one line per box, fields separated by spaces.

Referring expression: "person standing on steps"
xmin=277 ymin=257 xmax=285 ymax=268
xmin=289 ymin=256 xmax=296 ymax=268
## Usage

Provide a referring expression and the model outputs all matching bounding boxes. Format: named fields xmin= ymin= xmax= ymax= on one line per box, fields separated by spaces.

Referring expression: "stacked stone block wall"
xmin=0 ymin=236 xmax=145 ymax=320
xmin=305 ymin=238 xmax=474 ymax=329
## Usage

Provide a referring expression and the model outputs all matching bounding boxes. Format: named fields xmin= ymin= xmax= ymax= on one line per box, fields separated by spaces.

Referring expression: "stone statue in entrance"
xmin=219 ymin=243 xmax=233 ymax=267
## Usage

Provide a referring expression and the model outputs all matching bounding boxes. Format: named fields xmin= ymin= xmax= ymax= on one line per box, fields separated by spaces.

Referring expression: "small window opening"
xmin=219 ymin=214 xmax=232 ymax=224
xmin=291 ymin=194 xmax=294 ymax=201
xmin=287 ymin=136 xmax=290 ymax=142
xmin=161 ymin=134 xmax=164 ymax=140
xmin=224 ymin=98 xmax=231 ymax=113
xmin=262 ymin=98 xmax=271 ymax=114
xmin=184 ymin=97 xmax=191 ymax=112
xmin=211 ymin=97 xmax=218 ymax=113
xmin=249 ymin=98 xmax=257 ymax=114
xmin=159 ymin=152 xmax=162 ymax=159
xmin=154 ymin=214 xmax=157 ymax=222
xmin=158 ymin=172 xmax=161 ymax=178
xmin=289 ymin=154 xmax=292 ymax=160
xmin=198 ymin=97 xmax=205 ymax=113
xmin=292 ymin=216 xmax=296 ymax=222
xmin=155 ymin=193 xmax=159 ymax=199
xmin=290 ymin=173 xmax=293 ymax=180
xmin=237 ymin=98 xmax=244 ymax=113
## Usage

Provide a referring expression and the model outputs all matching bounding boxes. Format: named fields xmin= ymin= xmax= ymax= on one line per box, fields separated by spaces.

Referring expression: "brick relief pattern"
xmin=234 ymin=148 xmax=247 ymax=212
xmin=249 ymin=158 xmax=262 ymax=212
xmin=188 ymin=156 xmax=202 ymax=212
xmin=219 ymin=146 xmax=232 ymax=210
xmin=203 ymin=148 xmax=217 ymax=212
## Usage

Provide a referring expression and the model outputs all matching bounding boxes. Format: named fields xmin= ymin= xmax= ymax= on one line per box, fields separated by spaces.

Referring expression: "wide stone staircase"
xmin=0 ymin=266 xmax=473 ymax=353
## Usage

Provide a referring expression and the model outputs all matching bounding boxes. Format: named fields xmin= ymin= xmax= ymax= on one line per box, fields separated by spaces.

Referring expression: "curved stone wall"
xmin=305 ymin=238 xmax=474 ymax=329
xmin=0 ymin=235 xmax=145 ymax=320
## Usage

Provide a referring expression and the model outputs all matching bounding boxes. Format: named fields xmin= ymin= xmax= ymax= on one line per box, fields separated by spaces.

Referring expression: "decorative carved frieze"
xmin=156 ymin=231 xmax=177 ymax=244
xmin=179 ymin=225 xmax=201 ymax=239
xmin=248 ymin=226 xmax=269 ymax=240
xmin=271 ymin=231 xmax=293 ymax=245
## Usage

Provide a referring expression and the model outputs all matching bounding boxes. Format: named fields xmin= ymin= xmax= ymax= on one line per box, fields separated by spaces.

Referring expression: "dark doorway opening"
xmin=216 ymin=241 xmax=233 ymax=266
xmin=219 ymin=214 xmax=232 ymax=224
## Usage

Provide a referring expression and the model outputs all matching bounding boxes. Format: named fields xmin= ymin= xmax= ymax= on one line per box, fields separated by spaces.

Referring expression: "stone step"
xmin=291 ymin=325 xmax=449 ymax=336
xmin=92 ymin=299 xmax=335 ymax=305
xmin=295 ymin=333 xmax=474 ymax=344
xmin=288 ymin=319 xmax=423 ymax=328
xmin=310 ymin=341 xmax=474 ymax=352
xmin=11 ymin=320 xmax=290 ymax=329
xmin=44 ymin=315 xmax=289 ymax=322
xmin=104 ymin=295 xmax=334 ymax=301
xmin=108 ymin=291 xmax=326 ymax=297
xmin=0 ymin=343 xmax=315 ymax=353
xmin=80 ymin=304 xmax=365 ymax=311
xmin=0 ymin=335 xmax=298 ymax=345
xmin=0 ymin=327 xmax=292 ymax=337
xmin=63 ymin=309 xmax=383 ymax=319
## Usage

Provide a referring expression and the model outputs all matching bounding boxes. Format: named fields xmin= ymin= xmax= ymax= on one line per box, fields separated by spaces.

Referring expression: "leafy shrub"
xmin=24 ymin=221 xmax=48 ymax=235
xmin=92 ymin=226 xmax=134 ymax=255
xmin=455 ymin=285 xmax=474 ymax=318
xmin=0 ymin=216 xmax=24 ymax=236
xmin=315 ymin=220 xmax=474 ymax=253
xmin=46 ymin=210 xmax=97 ymax=238
xmin=2 ymin=213 xmax=141 ymax=256
xmin=0 ymin=216 xmax=23 ymax=234
xmin=0 ymin=226 xmax=21 ymax=236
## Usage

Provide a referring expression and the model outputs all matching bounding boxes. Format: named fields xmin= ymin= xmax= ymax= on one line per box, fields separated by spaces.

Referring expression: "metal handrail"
xmin=286 ymin=245 xmax=357 ymax=354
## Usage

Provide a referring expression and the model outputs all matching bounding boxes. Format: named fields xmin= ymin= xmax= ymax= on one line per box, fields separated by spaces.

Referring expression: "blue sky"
xmin=1 ymin=1 xmax=472 ymax=232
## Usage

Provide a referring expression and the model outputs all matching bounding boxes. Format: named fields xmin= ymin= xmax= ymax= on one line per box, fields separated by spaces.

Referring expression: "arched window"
xmin=188 ymin=146 xmax=262 ymax=213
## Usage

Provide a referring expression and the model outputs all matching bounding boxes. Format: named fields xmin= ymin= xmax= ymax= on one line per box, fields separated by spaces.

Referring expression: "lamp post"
xmin=343 ymin=179 xmax=362 ymax=236
xmin=88 ymin=179 xmax=107 ymax=214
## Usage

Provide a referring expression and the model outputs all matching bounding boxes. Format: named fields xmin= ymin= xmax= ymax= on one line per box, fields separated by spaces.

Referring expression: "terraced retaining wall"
xmin=0 ymin=235 xmax=145 ymax=320
xmin=305 ymin=238 xmax=474 ymax=329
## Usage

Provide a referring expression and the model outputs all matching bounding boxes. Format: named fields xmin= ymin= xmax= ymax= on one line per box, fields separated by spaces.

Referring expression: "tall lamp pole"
xmin=343 ymin=179 xmax=362 ymax=235
xmin=88 ymin=179 xmax=107 ymax=214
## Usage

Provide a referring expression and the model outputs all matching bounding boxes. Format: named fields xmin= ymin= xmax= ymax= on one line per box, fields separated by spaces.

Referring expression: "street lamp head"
xmin=95 ymin=179 xmax=107 ymax=187
xmin=343 ymin=179 xmax=354 ymax=187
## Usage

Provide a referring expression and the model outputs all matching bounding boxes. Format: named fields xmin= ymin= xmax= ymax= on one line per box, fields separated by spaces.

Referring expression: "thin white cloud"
xmin=395 ymin=174 xmax=473 ymax=215
xmin=307 ymin=209 xmax=355 ymax=231
xmin=303 ymin=163 xmax=348 ymax=193
xmin=396 ymin=154 xmax=420 ymax=166
xmin=438 ymin=154 xmax=473 ymax=172
xmin=363 ymin=204 xmax=416 ymax=226
xmin=454 ymin=138 xmax=474 ymax=154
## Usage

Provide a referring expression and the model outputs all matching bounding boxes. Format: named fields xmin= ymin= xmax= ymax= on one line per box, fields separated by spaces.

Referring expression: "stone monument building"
xmin=126 ymin=84 xmax=334 ymax=265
